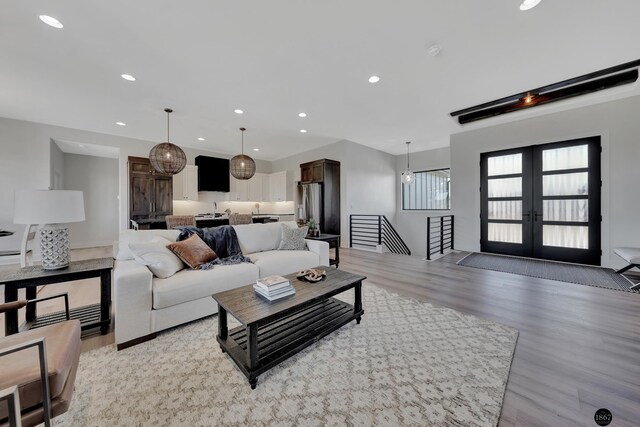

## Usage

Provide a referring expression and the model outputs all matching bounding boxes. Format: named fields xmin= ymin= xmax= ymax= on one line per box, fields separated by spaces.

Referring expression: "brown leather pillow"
xmin=167 ymin=234 xmax=217 ymax=269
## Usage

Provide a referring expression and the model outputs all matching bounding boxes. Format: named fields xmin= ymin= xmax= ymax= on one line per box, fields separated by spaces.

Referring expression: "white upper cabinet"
xmin=248 ymin=173 xmax=264 ymax=202
xmin=173 ymin=165 xmax=198 ymax=201
xmin=229 ymin=175 xmax=249 ymax=201
xmin=228 ymin=171 xmax=289 ymax=202
xmin=269 ymin=171 xmax=288 ymax=202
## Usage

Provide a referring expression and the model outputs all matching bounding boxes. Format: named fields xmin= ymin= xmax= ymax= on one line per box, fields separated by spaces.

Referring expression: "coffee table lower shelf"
xmin=217 ymin=297 xmax=362 ymax=389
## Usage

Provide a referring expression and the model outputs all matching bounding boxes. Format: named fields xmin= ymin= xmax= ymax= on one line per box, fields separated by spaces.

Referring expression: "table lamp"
xmin=13 ymin=190 xmax=85 ymax=270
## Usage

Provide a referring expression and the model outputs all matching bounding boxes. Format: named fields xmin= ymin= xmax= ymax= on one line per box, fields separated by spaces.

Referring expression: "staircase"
xmin=349 ymin=215 xmax=411 ymax=256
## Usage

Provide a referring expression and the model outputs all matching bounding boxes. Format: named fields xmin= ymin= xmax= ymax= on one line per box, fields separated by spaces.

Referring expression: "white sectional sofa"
xmin=113 ymin=221 xmax=329 ymax=349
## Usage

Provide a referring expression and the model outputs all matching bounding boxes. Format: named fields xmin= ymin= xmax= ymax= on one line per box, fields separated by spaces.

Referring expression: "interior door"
xmin=481 ymin=137 xmax=601 ymax=265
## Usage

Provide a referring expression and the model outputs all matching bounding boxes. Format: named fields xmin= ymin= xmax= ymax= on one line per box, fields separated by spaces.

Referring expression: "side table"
xmin=1 ymin=257 xmax=113 ymax=336
xmin=306 ymin=233 xmax=340 ymax=267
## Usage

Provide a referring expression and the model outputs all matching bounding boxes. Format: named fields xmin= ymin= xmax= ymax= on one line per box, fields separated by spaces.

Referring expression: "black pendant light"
xmin=149 ymin=108 xmax=187 ymax=175
xmin=230 ymin=127 xmax=256 ymax=180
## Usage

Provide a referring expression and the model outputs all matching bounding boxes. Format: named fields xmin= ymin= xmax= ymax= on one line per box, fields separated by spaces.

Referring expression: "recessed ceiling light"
xmin=520 ymin=0 xmax=542 ymax=11
xmin=368 ymin=75 xmax=380 ymax=83
xmin=121 ymin=74 xmax=136 ymax=81
xmin=234 ymin=109 xmax=244 ymax=114
xmin=39 ymin=15 xmax=63 ymax=29
xmin=79 ymin=144 xmax=86 ymax=148
xmin=116 ymin=122 xmax=126 ymax=126
xmin=298 ymin=112 xmax=307 ymax=118
xmin=197 ymin=137 xmax=205 ymax=141
xmin=253 ymin=148 xmax=260 ymax=151
xmin=300 ymin=129 xmax=307 ymax=133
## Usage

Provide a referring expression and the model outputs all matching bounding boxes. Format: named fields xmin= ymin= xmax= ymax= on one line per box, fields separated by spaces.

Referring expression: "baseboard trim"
xmin=116 ymin=333 xmax=157 ymax=351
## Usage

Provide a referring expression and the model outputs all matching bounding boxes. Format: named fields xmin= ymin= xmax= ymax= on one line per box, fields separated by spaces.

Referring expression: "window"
xmin=402 ymin=169 xmax=450 ymax=210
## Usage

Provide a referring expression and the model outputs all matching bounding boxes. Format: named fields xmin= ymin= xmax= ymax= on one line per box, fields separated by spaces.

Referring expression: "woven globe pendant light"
xmin=230 ymin=127 xmax=256 ymax=180
xmin=149 ymin=108 xmax=187 ymax=175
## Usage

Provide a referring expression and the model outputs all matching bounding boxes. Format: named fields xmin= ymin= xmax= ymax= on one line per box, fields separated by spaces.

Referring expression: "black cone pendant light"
xmin=149 ymin=108 xmax=187 ymax=175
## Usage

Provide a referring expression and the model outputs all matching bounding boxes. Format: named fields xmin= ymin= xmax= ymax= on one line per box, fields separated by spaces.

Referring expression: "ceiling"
xmin=1 ymin=1 xmax=639 ymax=161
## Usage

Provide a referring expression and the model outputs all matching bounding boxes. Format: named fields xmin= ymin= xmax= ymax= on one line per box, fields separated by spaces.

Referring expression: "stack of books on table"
xmin=254 ymin=275 xmax=295 ymax=301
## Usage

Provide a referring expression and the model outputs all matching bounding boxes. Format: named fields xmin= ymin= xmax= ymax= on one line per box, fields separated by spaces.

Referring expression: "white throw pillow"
xmin=128 ymin=237 xmax=184 ymax=279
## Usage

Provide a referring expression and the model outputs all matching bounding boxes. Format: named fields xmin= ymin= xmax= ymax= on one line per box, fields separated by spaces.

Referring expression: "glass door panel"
xmin=543 ymin=199 xmax=588 ymax=222
xmin=542 ymin=145 xmax=588 ymax=171
xmin=543 ymin=225 xmax=589 ymax=249
xmin=488 ymin=178 xmax=523 ymax=198
xmin=489 ymin=223 xmax=523 ymax=244
xmin=542 ymin=172 xmax=589 ymax=196
xmin=488 ymin=153 xmax=522 ymax=176
xmin=488 ymin=200 xmax=522 ymax=220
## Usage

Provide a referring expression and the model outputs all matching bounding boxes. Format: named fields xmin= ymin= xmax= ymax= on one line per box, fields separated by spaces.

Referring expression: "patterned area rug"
xmin=57 ymin=285 xmax=518 ymax=427
xmin=458 ymin=252 xmax=638 ymax=293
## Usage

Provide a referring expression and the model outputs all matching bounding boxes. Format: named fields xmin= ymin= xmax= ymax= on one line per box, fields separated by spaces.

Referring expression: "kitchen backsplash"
xmin=173 ymin=192 xmax=295 ymax=216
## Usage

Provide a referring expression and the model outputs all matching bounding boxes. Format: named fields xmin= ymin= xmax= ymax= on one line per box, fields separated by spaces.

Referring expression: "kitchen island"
xmin=130 ymin=215 xmax=282 ymax=230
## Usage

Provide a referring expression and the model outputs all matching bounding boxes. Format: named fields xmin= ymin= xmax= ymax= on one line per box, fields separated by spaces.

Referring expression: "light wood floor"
xmin=340 ymin=249 xmax=640 ymax=427
xmin=2 ymin=247 xmax=639 ymax=426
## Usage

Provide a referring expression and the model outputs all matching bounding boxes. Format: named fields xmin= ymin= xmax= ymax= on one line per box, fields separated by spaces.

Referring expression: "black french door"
xmin=480 ymin=137 xmax=601 ymax=265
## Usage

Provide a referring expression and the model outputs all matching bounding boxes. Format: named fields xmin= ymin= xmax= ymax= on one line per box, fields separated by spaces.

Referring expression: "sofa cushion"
xmin=248 ymin=250 xmax=320 ymax=277
xmin=114 ymin=230 xmax=181 ymax=260
xmin=0 ymin=320 xmax=81 ymax=419
xmin=233 ymin=222 xmax=282 ymax=254
xmin=233 ymin=221 xmax=299 ymax=254
xmin=167 ymin=234 xmax=217 ymax=269
xmin=128 ymin=237 xmax=184 ymax=279
xmin=152 ymin=262 xmax=260 ymax=309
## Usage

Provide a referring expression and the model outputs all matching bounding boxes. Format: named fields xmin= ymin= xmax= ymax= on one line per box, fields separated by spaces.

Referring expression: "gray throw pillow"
xmin=278 ymin=224 xmax=309 ymax=250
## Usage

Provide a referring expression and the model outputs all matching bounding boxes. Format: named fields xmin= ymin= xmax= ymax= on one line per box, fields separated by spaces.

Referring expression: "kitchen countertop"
xmin=133 ymin=214 xmax=294 ymax=224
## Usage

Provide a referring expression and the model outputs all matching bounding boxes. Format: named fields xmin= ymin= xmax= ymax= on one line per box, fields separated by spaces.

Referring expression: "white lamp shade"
xmin=14 ymin=190 xmax=85 ymax=224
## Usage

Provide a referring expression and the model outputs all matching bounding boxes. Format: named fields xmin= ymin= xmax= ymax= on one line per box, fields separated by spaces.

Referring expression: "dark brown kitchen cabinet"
xmin=300 ymin=160 xmax=327 ymax=183
xmin=128 ymin=156 xmax=173 ymax=226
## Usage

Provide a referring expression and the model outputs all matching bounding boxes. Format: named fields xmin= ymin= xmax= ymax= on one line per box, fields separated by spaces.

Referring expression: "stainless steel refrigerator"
xmin=297 ymin=183 xmax=323 ymax=231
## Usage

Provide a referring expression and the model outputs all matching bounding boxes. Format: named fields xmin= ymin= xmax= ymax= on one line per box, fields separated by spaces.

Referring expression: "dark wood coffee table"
xmin=212 ymin=267 xmax=366 ymax=389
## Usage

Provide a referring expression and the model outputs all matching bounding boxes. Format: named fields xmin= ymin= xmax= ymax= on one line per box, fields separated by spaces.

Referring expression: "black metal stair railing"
xmin=426 ymin=215 xmax=454 ymax=260
xmin=349 ymin=215 xmax=411 ymax=256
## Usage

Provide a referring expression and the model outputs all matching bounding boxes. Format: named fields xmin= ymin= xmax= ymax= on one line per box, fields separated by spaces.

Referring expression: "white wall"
xmin=0 ymin=116 xmax=271 ymax=240
xmin=63 ymin=153 xmax=119 ymax=248
xmin=395 ymin=147 xmax=451 ymax=257
xmin=451 ymin=95 xmax=640 ymax=268
xmin=50 ymin=141 xmax=64 ymax=190
xmin=272 ymin=140 xmax=397 ymax=248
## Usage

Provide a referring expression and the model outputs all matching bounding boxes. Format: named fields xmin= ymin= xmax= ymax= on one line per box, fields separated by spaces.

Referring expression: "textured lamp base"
xmin=40 ymin=223 xmax=70 ymax=270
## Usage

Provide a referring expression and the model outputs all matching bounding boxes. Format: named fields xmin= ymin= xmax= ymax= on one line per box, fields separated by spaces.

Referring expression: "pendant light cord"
xmin=167 ymin=111 xmax=170 ymax=142
xmin=406 ymin=141 xmax=411 ymax=169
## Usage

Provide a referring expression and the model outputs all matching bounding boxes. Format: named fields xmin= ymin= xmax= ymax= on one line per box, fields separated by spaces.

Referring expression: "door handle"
xmin=522 ymin=212 xmax=531 ymax=222
xmin=534 ymin=211 xmax=543 ymax=222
